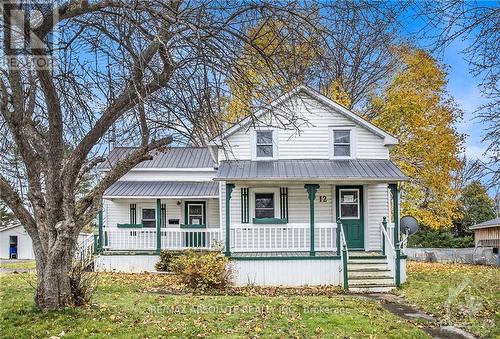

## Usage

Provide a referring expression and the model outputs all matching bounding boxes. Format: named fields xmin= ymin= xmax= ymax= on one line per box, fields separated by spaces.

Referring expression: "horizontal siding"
xmin=223 ymin=183 xmax=333 ymax=226
xmin=366 ymin=184 xmax=390 ymax=251
xmin=104 ymin=198 xmax=220 ymax=229
xmin=119 ymin=170 xmax=216 ymax=182
xmin=221 ymin=93 xmax=389 ymax=161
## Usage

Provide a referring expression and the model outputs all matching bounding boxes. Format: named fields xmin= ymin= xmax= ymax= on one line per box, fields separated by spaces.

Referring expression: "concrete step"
xmin=347 ymin=263 xmax=388 ymax=270
xmin=348 ymin=258 xmax=387 ymax=264
xmin=350 ymin=278 xmax=395 ymax=285
xmin=349 ymin=284 xmax=396 ymax=293
xmin=348 ymin=270 xmax=392 ymax=278
xmin=349 ymin=255 xmax=386 ymax=260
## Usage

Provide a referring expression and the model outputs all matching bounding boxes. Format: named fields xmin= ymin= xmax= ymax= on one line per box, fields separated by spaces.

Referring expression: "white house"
xmin=95 ymin=86 xmax=408 ymax=292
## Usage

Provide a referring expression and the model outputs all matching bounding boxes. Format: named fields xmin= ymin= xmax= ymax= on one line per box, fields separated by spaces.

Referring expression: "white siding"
xmin=103 ymin=198 xmax=220 ymax=229
xmin=232 ymin=259 xmax=341 ymax=286
xmin=220 ymin=183 xmax=333 ymax=226
xmin=0 ymin=226 xmax=34 ymax=259
xmin=365 ymin=183 xmax=390 ymax=251
xmin=220 ymin=93 xmax=389 ymax=161
xmin=117 ymin=170 xmax=216 ymax=182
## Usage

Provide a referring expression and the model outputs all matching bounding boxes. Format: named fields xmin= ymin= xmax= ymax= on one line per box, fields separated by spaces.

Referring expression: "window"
xmin=256 ymin=131 xmax=273 ymax=158
xmin=142 ymin=208 xmax=156 ymax=227
xmin=339 ymin=189 xmax=359 ymax=218
xmin=255 ymin=193 xmax=275 ymax=218
xmin=186 ymin=202 xmax=205 ymax=225
xmin=333 ymin=130 xmax=351 ymax=157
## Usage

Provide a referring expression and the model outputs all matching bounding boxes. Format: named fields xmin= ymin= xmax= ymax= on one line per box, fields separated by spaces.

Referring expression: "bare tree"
xmin=0 ymin=0 xmax=330 ymax=310
xmin=412 ymin=1 xmax=500 ymax=186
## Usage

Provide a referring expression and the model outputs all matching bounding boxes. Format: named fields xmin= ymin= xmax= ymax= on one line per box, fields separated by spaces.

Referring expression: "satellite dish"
xmin=400 ymin=216 xmax=418 ymax=236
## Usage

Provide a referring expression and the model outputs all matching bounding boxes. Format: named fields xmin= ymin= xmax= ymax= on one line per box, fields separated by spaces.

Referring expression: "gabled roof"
xmin=97 ymin=147 xmax=215 ymax=170
xmin=211 ymin=85 xmax=398 ymax=146
xmin=470 ymin=217 xmax=500 ymax=230
xmin=215 ymin=159 xmax=408 ymax=181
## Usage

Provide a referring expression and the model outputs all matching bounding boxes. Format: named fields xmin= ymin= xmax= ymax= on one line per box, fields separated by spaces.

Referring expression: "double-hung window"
xmin=186 ymin=202 xmax=205 ymax=225
xmin=142 ymin=208 xmax=156 ymax=227
xmin=255 ymin=193 xmax=275 ymax=218
xmin=333 ymin=130 xmax=351 ymax=157
xmin=256 ymin=131 xmax=274 ymax=158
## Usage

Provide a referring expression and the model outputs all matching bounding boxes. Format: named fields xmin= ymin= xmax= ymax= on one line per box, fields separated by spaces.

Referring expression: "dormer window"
xmin=333 ymin=130 xmax=351 ymax=157
xmin=256 ymin=131 xmax=274 ymax=158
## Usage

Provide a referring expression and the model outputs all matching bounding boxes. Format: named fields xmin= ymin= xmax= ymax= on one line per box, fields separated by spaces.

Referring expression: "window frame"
xmin=252 ymin=129 xmax=278 ymax=160
xmin=184 ymin=201 xmax=207 ymax=226
xmin=338 ymin=188 xmax=360 ymax=219
xmin=141 ymin=207 xmax=157 ymax=228
xmin=330 ymin=126 xmax=355 ymax=159
xmin=254 ymin=192 xmax=275 ymax=219
xmin=250 ymin=187 xmax=280 ymax=220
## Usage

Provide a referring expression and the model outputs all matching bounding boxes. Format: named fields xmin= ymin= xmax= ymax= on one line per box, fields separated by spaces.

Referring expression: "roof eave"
xmin=213 ymin=177 xmax=409 ymax=182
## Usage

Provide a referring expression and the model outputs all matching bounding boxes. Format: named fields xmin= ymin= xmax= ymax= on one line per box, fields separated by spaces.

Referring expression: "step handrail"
xmin=338 ymin=218 xmax=349 ymax=290
xmin=380 ymin=222 xmax=396 ymax=255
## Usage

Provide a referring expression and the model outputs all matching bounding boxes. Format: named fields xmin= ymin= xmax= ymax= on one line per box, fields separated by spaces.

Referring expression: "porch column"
xmin=389 ymin=184 xmax=400 ymax=244
xmin=224 ymin=183 xmax=235 ymax=257
xmin=305 ymin=184 xmax=320 ymax=256
xmin=156 ymin=198 xmax=161 ymax=254
xmin=98 ymin=209 xmax=103 ymax=253
xmin=389 ymin=183 xmax=401 ymax=286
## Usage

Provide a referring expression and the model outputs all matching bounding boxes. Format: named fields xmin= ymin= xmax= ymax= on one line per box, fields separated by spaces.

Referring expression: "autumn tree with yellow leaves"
xmin=370 ymin=46 xmax=464 ymax=229
xmin=226 ymin=20 xmax=320 ymax=122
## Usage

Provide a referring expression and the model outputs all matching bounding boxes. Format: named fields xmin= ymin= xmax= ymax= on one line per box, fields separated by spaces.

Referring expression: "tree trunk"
xmin=33 ymin=240 xmax=74 ymax=311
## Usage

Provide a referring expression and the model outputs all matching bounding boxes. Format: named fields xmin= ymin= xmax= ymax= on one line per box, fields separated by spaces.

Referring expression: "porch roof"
xmin=103 ymin=181 xmax=218 ymax=199
xmin=215 ymin=159 xmax=408 ymax=181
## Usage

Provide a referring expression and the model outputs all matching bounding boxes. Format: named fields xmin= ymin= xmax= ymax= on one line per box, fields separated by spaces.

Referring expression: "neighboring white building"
xmin=0 ymin=224 xmax=35 ymax=259
xmin=95 ymin=86 xmax=408 ymax=292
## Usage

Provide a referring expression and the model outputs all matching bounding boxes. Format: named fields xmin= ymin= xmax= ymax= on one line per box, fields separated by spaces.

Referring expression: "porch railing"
xmin=230 ymin=223 xmax=337 ymax=252
xmin=103 ymin=228 xmax=221 ymax=251
xmin=380 ymin=219 xmax=396 ymax=282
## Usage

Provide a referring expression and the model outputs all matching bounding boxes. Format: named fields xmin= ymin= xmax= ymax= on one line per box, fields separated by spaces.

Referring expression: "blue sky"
xmin=442 ymin=39 xmax=490 ymax=162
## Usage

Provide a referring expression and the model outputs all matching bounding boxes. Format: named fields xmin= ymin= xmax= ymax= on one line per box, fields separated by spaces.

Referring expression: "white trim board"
xmin=210 ymin=85 xmax=398 ymax=146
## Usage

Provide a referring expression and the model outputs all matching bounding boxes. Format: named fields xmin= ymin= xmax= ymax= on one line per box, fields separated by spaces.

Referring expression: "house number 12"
xmin=319 ymin=196 xmax=327 ymax=202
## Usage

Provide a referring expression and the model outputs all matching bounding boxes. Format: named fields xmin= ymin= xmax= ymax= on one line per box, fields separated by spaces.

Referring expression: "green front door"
xmin=336 ymin=186 xmax=364 ymax=249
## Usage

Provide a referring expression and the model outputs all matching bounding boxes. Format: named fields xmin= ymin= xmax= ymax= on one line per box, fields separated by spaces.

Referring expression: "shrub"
xmin=155 ymin=250 xmax=184 ymax=272
xmin=408 ymin=227 xmax=474 ymax=248
xmin=69 ymin=262 xmax=97 ymax=306
xmin=170 ymin=251 xmax=232 ymax=290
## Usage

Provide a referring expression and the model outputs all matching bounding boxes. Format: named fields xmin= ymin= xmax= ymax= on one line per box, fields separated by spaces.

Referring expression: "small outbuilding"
xmin=470 ymin=216 xmax=500 ymax=265
xmin=0 ymin=224 xmax=34 ymax=259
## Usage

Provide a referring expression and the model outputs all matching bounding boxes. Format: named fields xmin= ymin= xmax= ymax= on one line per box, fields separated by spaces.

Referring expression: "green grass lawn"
xmin=0 ymin=260 xmax=36 ymax=270
xmin=398 ymin=262 xmax=499 ymax=338
xmin=0 ymin=272 xmax=428 ymax=338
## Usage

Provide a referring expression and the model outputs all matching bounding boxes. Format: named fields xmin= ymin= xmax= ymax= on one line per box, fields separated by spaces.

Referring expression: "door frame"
xmin=335 ymin=185 xmax=365 ymax=250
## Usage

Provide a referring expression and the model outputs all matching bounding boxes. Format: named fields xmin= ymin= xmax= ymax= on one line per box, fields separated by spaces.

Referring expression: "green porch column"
xmin=305 ymin=184 xmax=320 ymax=256
xmin=98 ymin=209 xmax=103 ymax=253
xmin=389 ymin=184 xmax=400 ymax=244
xmin=389 ymin=183 xmax=401 ymax=286
xmin=336 ymin=217 xmax=341 ymax=256
xmin=224 ymin=183 xmax=235 ymax=257
xmin=156 ymin=198 xmax=161 ymax=254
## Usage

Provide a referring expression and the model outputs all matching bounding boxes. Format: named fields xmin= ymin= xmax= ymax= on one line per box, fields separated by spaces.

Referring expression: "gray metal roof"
xmin=215 ymin=159 xmax=408 ymax=181
xmin=470 ymin=217 xmax=500 ymax=230
xmin=104 ymin=181 xmax=219 ymax=198
xmin=97 ymin=147 xmax=214 ymax=170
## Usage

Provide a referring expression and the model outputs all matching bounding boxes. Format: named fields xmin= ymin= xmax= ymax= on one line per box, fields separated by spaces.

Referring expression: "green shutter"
xmin=280 ymin=187 xmax=288 ymax=220
xmin=161 ymin=203 xmax=166 ymax=228
xmin=130 ymin=204 xmax=136 ymax=224
xmin=241 ymin=188 xmax=249 ymax=223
